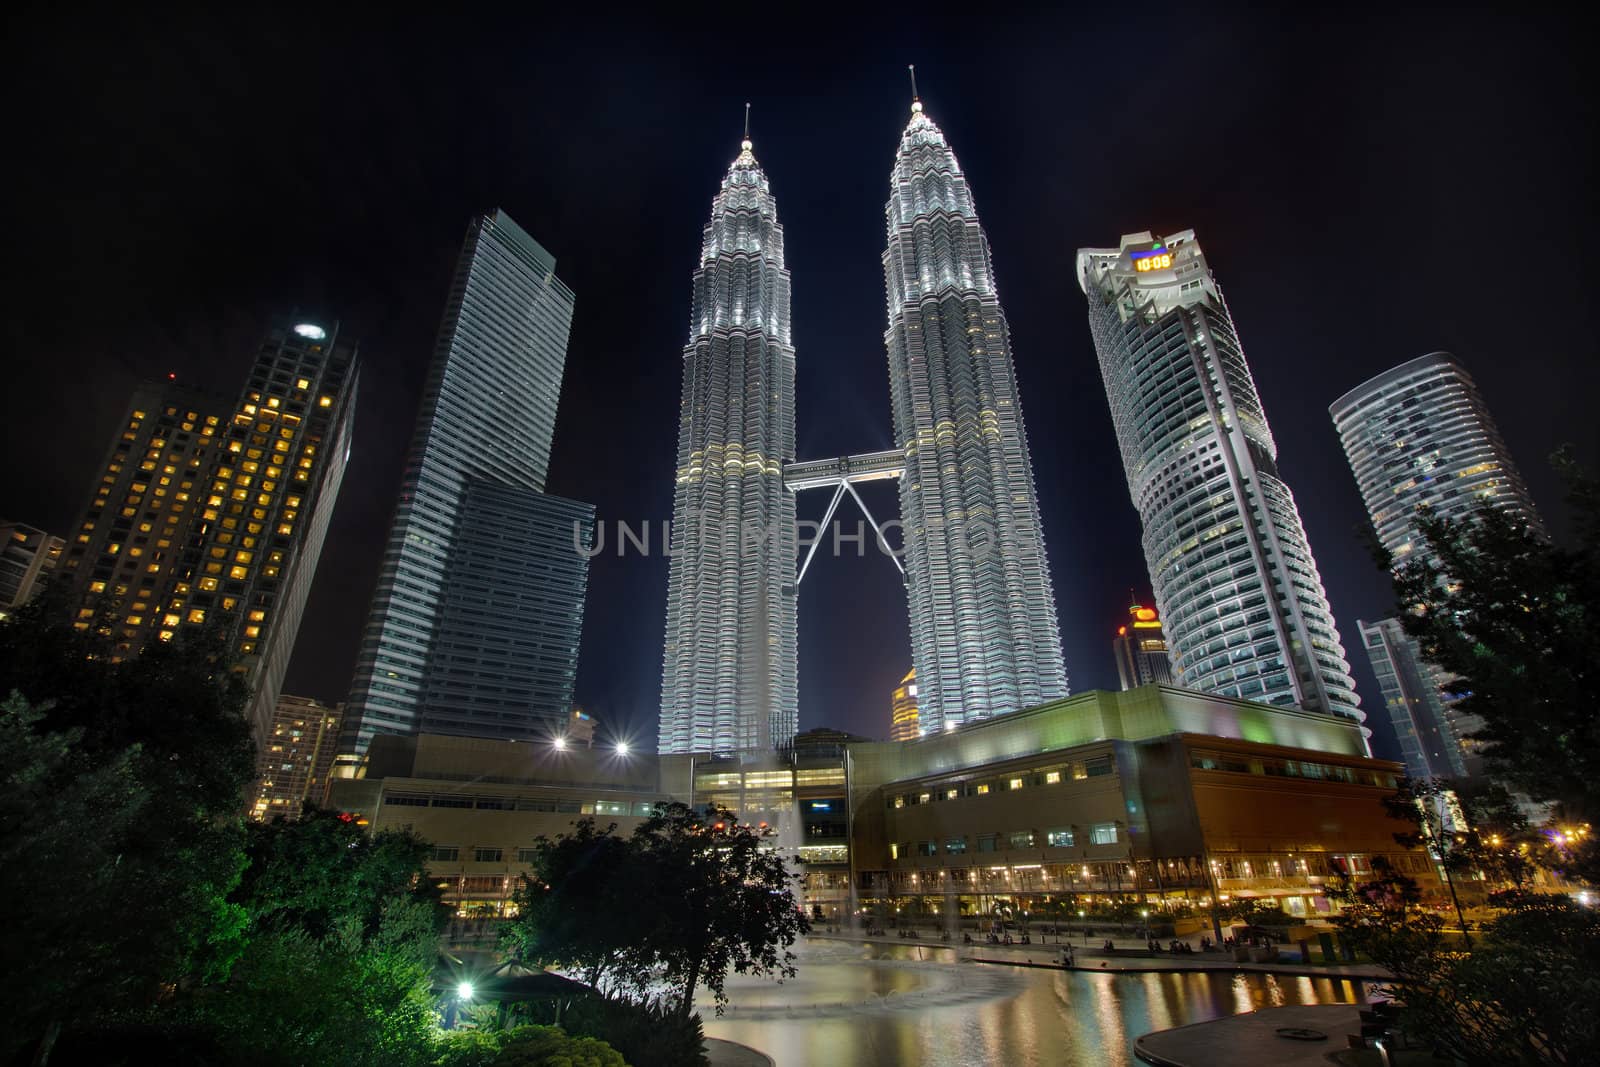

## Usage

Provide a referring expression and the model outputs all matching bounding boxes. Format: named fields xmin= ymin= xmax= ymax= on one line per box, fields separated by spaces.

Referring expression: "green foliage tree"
xmin=1386 ymin=452 xmax=1599 ymax=881
xmin=507 ymin=803 xmax=809 ymax=1021
xmin=1335 ymin=866 xmax=1600 ymax=1063
xmin=0 ymin=592 xmax=255 ymax=1059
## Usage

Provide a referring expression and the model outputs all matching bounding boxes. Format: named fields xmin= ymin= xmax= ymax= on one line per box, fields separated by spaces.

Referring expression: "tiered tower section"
xmin=659 ymin=131 xmax=797 ymax=754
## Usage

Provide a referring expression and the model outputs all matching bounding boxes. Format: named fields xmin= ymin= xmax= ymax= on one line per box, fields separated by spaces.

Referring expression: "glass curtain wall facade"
xmin=341 ymin=211 xmax=579 ymax=763
xmin=882 ymin=96 xmax=1067 ymax=732
xmin=418 ymin=481 xmax=594 ymax=739
xmin=659 ymin=132 xmax=797 ymax=755
xmin=1331 ymin=352 xmax=1545 ymax=778
xmin=1077 ymin=231 xmax=1362 ymax=731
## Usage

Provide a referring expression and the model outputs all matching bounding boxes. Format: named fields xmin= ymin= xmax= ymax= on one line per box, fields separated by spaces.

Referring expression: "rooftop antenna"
xmin=744 ymin=101 xmax=751 ymax=141
xmin=909 ymin=65 xmax=923 ymax=114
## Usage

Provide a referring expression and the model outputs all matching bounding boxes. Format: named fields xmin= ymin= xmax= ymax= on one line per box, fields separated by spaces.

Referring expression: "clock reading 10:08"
xmin=1133 ymin=250 xmax=1173 ymax=272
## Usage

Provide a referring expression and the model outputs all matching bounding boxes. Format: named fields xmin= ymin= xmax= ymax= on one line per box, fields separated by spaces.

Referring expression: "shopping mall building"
xmin=327 ymin=684 xmax=1438 ymax=922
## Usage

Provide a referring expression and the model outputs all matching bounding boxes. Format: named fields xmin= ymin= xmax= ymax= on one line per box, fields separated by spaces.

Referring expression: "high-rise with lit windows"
xmin=252 ymin=693 xmax=344 ymax=819
xmin=890 ymin=668 xmax=920 ymax=742
xmin=62 ymin=321 xmax=360 ymax=742
xmin=0 ymin=520 xmax=64 ymax=617
xmin=1331 ymin=352 xmax=1544 ymax=779
xmin=1077 ymin=231 xmax=1363 ymax=732
xmin=340 ymin=211 xmax=589 ymax=765
xmin=1113 ymin=602 xmax=1174 ymax=690
xmin=658 ymin=128 xmax=797 ymax=755
xmin=883 ymin=92 xmax=1068 ymax=733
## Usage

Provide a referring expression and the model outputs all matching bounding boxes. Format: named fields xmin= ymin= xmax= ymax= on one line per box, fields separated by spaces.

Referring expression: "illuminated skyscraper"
xmin=1113 ymin=602 xmax=1174 ymax=690
xmin=890 ymin=668 xmax=920 ymax=742
xmin=252 ymin=694 xmax=344 ymax=820
xmin=1077 ymin=232 xmax=1362 ymax=730
xmin=61 ymin=322 xmax=360 ymax=741
xmin=1331 ymin=352 xmax=1544 ymax=778
xmin=340 ymin=211 xmax=589 ymax=764
xmin=883 ymin=89 xmax=1068 ymax=732
xmin=659 ymin=123 xmax=797 ymax=755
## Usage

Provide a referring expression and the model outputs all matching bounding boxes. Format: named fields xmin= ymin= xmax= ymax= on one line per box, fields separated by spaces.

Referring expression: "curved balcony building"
xmin=1077 ymin=232 xmax=1362 ymax=732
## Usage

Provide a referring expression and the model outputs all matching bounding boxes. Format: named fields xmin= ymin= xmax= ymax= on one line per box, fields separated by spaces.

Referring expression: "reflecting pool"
xmin=701 ymin=939 xmax=1366 ymax=1066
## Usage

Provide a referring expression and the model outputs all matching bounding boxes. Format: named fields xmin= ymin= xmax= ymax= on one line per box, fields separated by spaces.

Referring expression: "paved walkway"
xmin=705 ymin=1037 xmax=774 ymax=1067
xmin=809 ymin=932 xmax=1390 ymax=982
xmin=1135 ymin=1003 xmax=1363 ymax=1066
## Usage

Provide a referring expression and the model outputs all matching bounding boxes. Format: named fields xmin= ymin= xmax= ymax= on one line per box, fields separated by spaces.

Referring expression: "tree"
xmin=502 ymin=819 xmax=654 ymax=997
xmin=507 ymin=803 xmax=809 ymax=1019
xmin=630 ymin=803 xmax=810 ymax=1017
xmin=190 ymin=811 xmax=448 ymax=1066
xmin=1386 ymin=452 xmax=1600 ymax=882
xmin=0 ymin=594 xmax=256 ymax=1060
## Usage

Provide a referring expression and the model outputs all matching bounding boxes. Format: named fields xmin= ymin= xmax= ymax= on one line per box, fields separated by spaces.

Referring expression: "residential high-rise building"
xmin=1331 ymin=352 xmax=1544 ymax=779
xmin=1113 ymin=602 xmax=1174 ymax=690
xmin=1077 ymin=232 xmax=1363 ymax=731
xmin=61 ymin=380 xmax=226 ymax=653
xmin=0 ymin=520 xmax=64 ymax=617
xmin=658 ymin=125 xmax=797 ymax=755
xmin=1358 ymin=618 xmax=1466 ymax=779
xmin=890 ymin=668 xmax=920 ymax=742
xmin=340 ymin=211 xmax=586 ymax=765
xmin=61 ymin=321 xmax=359 ymax=741
xmin=252 ymin=694 xmax=344 ymax=820
xmin=882 ymin=92 xmax=1068 ymax=733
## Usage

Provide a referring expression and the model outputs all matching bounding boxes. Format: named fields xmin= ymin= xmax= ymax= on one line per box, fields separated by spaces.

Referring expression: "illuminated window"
xmin=244 ymin=625 xmax=260 ymax=638
xmin=88 ymin=580 xmax=106 ymax=593
xmin=229 ymin=565 xmax=249 ymax=580
xmin=1045 ymin=771 xmax=1061 ymax=784
xmin=158 ymin=630 xmax=174 ymax=642
xmin=1008 ymin=778 xmax=1023 ymax=790
xmin=163 ymin=614 xmax=180 ymax=627
xmin=187 ymin=609 xmax=205 ymax=624
xmin=248 ymin=609 xmax=266 ymax=622
xmin=318 ymin=396 xmax=332 ymax=407
xmin=976 ymin=783 xmax=990 ymax=795
xmin=198 ymin=577 xmax=219 ymax=591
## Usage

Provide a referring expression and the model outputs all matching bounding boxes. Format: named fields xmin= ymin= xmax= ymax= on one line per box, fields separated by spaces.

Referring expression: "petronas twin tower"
xmin=660 ymin=93 xmax=1068 ymax=755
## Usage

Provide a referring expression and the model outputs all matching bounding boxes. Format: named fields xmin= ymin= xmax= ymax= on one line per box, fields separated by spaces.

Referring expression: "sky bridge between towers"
xmin=784 ymin=448 xmax=906 ymax=585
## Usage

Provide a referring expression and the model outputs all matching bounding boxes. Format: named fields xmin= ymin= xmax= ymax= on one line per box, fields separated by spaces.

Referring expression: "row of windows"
xmin=429 ymin=845 xmax=539 ymax=865
xmin=889 ymin=823 xmax=1120 ymax=860
xmin=384 ymin=792 xmax=657 ymax=816
xmin=1189 ymin=750 xmax=1397 ymax=788
xmin=889 ymin=756 xmax=1114 ymax=809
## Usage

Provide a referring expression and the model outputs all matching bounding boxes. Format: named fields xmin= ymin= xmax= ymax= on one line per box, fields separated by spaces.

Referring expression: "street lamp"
xmin=552 ymin=736 xmax=567 ymax=751
xmin=615 ymin=740 xmax=630 ymax=757
xmin=456 ymin=981 xmax=474 ymax=1002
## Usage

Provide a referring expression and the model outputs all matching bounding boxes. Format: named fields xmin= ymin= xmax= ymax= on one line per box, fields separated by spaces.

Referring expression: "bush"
xmin=560 ymin=997 xmax=706 ymax=1067
xmin=493 ymin=1026 xmax=626 ymax=1067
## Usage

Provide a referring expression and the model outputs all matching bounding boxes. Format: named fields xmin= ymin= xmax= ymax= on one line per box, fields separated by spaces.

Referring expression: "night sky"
xmin=5 ymin=11 xmax=1595 ymax=759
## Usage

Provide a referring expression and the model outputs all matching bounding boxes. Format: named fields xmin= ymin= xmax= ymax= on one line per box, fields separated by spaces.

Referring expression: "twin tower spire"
xmin=659 ymin=78 xmax=1068 ymax=756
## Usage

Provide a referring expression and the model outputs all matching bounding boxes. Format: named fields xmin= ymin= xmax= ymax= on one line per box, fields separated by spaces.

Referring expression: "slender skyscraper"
xmin=1078 ymin=232 xmax=1363 ymax=730
xmin=1331 ymin=352 xmax=1544 ymax=778
xmin=883 ymin=85 xmax=1068 ymax=732
xmin=340 ymin=211 xmax=590 ymax=764
xmin=659 ymin=118 xmax=797 ymax=755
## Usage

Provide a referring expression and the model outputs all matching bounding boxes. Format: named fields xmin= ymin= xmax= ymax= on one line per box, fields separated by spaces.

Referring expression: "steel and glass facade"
xmin=1331 ymin=352 xmax=1544 ymax=778
xmin=418 ymin=482 xmax=594 ymax=740
xmin=341 ymin=211 xmax=583 ymax=763
xmin=1077 ymin=231 xmax=1362 ymax=731
xmin=659 ymin=134 xmax=797 ymax=755
xmin=882 ymin=98 xmax=1067 ymax=732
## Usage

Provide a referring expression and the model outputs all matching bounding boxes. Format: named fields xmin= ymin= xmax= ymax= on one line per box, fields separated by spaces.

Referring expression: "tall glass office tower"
xmin=883 ymin=95 xmax=1068 ymax=732
xmin=340 ymin=211 xmax=590 ymax=764
xmin=659 ymin=129 xmax=797 ymax=755
xmin=1077 ymin=231 xmax=1363 ymax=730
xmin=1331 ymin=352 xmax=1543 ymax=778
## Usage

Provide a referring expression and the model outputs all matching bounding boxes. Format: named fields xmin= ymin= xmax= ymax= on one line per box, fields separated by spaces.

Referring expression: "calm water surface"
xmin=701 ymin=939 xmax=1365 ymax=1066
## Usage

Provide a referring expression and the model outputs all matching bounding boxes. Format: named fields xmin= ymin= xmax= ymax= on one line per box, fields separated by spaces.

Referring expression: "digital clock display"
xmin=1133 ymin=249 xmax=1173 ymax=272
